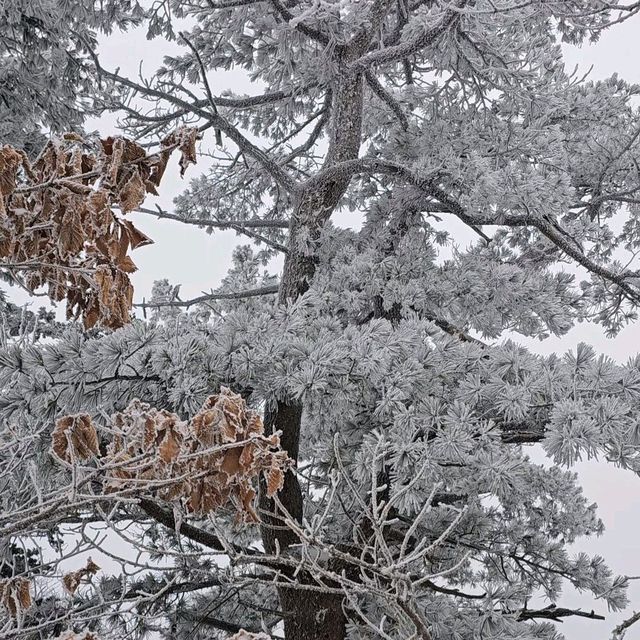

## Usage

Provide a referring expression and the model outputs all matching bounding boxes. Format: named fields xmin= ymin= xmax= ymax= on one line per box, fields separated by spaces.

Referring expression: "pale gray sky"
xmin=8 ymin=12 xmax=640 ymax=639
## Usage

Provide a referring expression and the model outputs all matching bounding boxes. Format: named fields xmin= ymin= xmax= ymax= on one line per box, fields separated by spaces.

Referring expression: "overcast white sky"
xmin=8 ymin=10 xmax=640 ymax=639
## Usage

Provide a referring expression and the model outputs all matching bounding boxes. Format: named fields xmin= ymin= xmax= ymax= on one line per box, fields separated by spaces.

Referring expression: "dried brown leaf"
xmin=177 ymin=127 xmax=198 ymax=177
xmin=0 ymin=146 xmax=24 ymax=197
xmin=0 ymin=577 xmax=32 ymax=616
xmin=122 ymin=219 xmax=153 ymax=249
xmin=52 ymin=414 xmax=100 ymax=462
xmin=221 ymin=447 xmax=242 ymax=478
xmin=59 ymin=208 xmax=84 ymax=255
xmin=158 ymin=427 xmax=182 ymax=464
xmin=118 ymin=171 xmax=146 ymax=214
xmin=117 ymin=255 xmax=138 ymax=273
xmin=265 ymin=464 xmax=285 ymax=498
xmin=62 ymin=571 xmax=82 ymax=595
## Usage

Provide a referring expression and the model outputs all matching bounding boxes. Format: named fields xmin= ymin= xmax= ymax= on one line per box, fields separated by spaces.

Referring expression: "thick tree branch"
xmin=347 ymin=0 xmax=396 ymax=55
xmin=349 ymin=4 xmax=462 ymax=72
xmin=312 ymin=156 xmax=640 ymax=303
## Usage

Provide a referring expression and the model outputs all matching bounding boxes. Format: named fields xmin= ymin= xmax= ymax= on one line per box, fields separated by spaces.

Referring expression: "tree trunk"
xmin=258 ymin=60 xmax=364 ymax=640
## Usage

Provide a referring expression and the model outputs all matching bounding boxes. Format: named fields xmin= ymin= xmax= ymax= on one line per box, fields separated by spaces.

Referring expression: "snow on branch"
xmin=134 ymin=284 xmax=279 ymax=310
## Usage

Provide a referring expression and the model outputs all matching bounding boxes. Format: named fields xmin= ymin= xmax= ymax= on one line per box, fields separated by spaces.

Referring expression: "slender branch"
xmin=205 ymin=0 xmax=262 ymax=8
xmin=214 ymin=84 xmax=321 ymax=109
xmin=364 ymin=70 xmax=409 ymax=130
xmin=223 ymin=225 xmax=288 ymax=254
xmin=612 ymin=610 xmax=640 ymax=639
xmin=122 ymin=83 xmax=322 ymax=128
xmin=123 ymin=577 xmax=226 ymax=599
xmin=134 ymin=206 xmax=289 ymax=252
xmin=517 ymin=605 xmax=605 ymax=622
xmin=134 ymin=285 xmax=279 ymax=310
xmin=281 ymin=92 xmax=332 ymax=165
xmin=138 ymin=498 xmax=249 ymax=554
xmin=397 ymin=600 xmax=433 ymax=640
xmin=179 ymin=31 xmax=224 ymax=146
xmin=184 ymin=613 xmax=259 ymax=634
xmin=135 ymin=206 xmax=290 ymax=229
xmin=423 ymin=313 xmax=484 ymax=344
xmin=268 ymin=0 xmax=334 ymax=46
xmin=420 ymin=578 xmax=485 ymax=600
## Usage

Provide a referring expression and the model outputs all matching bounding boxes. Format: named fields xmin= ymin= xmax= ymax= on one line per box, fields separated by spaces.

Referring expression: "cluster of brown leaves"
xmin=62 ymin=558 xmax=101 ymax=595
xmin=51 ymin=388 xmax=291 ymax=522
xmin=0 ymin=127 xmax=198 ymax=329
xmin=0 ymin=576 xmax=31 ymax=617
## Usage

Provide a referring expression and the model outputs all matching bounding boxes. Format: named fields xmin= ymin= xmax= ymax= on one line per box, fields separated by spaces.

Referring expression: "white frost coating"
xmin=2 ymin=1 xmax=640 ymax=639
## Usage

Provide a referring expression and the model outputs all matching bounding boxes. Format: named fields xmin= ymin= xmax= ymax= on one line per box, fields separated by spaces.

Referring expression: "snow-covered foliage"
xmin=3 ymin=1 xmax=640 ymax=639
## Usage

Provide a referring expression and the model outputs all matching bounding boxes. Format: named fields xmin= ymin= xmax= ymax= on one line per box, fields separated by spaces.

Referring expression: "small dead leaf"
xmin=221 ymin=447 xmax=242 ymax=478
xmin=118 ymin=171 xmax=146 ymax=214
xmin=0 ymin=146 xmax=24 ymax=197
xmin=52 ymin=414 xmax=100 ymax=462
xmin=58 ymin=208 xmax=84 ymax=255
xmin=0 ymin=577 xmax=32 ymax=616
xmin=62 ymin=571 xmax=82 ymax=595
xmin=121 ymin=219 xmax=153 ymax=249
xmin=265 ymin=464 xmax=285 ymax=497
xmin=62 ymin=557 xmax=100 ymax=595
xmin=117 ymin=255 xmax=138 ymax=273
xmin=177 ymin=127 xmax=198 ymax=177
xmin=158 ymin=428 xmax=182 ymax=464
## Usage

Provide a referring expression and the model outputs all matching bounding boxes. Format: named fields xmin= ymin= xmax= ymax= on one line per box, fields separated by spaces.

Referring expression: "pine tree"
xmin=3 ymin=2 xmax=640 ymax=639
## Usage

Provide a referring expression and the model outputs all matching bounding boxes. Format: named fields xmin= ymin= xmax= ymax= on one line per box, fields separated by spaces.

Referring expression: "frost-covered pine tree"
xmin=4 ymin=2 xmax=640 ymax=639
